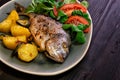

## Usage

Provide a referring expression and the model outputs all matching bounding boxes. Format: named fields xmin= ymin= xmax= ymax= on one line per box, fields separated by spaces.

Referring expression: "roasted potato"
xmin=0 ymin=20 xmax=12 ymax=33
xmin=17 ymin=36 xmax=27 ymax=42
xmin=0 ymin=10 xmax=19 ymax=33
xmin=11 ymin=24 xmax=31 ymax=37
xmin=17 ymin=43 xmax=38 ymax=62
xmin=7 ymin=10 xmax=19 ymax=21
xmin=2 ymin=35 xmax=27 ymax=49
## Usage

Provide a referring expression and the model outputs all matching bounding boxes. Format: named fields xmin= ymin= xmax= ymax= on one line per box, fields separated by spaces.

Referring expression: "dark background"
xmin=0 ymin=0 xmax=120 ymax=80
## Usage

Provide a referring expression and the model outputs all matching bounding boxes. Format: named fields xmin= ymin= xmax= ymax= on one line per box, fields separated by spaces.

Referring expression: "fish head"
xmin=45 ymin=37 xmax=70 ymax=63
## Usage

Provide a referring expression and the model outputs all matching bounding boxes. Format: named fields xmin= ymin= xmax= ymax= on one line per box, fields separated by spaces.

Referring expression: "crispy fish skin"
xmin=29 ymin=14 xmax=71 ymax=62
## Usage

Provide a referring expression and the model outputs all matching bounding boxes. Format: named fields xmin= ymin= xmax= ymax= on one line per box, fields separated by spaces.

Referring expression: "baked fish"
xmin=29 ymin=14 xmax=71 ymax=62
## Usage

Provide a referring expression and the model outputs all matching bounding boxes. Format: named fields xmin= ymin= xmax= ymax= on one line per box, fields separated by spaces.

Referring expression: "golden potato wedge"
xmin=17 ymin=36 xmax=27 ymax=42
xmin=0 ymin=10 xmax=19 ymax=33
xmin=18 ymin=43 xmax=38 ymax=62
xmin=11 ymin=24 xmax=31 ymax=37
xmin=3 ymin=37 xmax=18 ymax=49
xmin=0 ymin=19 xmax=12 ymax=33
xmin=2 ymin=36 xmax=27 ymax=50
xmin=7 ymin=10 xmax=19 ymax=22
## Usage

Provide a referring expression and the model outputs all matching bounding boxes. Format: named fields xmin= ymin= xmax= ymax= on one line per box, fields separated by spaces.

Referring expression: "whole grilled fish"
xmin=29 ymin=14 xmax=71 ymax=62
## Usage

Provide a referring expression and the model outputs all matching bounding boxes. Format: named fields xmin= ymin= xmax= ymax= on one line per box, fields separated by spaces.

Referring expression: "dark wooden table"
xmin=0 ymin=0 xmax=120 ymax=80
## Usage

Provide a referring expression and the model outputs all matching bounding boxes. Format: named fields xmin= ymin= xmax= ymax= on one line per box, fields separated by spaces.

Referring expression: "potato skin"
xmin=2 ymin=36 xmax=27 ymax=50
xmin=18 ymin=43 xmax=38 ymax=62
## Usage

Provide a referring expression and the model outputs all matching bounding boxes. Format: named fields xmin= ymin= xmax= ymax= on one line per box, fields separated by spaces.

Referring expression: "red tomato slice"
xmin=84 ymin=27 xmax=90 ymax=33
xmin=60 ymin=3 xmax=87 ymax=16
xmin=66 ymin=15 xmax=89 ymax=25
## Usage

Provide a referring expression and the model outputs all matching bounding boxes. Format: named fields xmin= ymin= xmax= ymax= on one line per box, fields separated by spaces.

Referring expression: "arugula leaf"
xmin=59 ymin=16 xmax=68 ymax=23
xmin=72 ymin=10 xmax=83 ymax=16
xmin=63 ymin=0 xmax=76 ymax=4
xmin=38 ymin=2 xmax=53 ymax=10
xmin=77 ymin=24 xmax=88 ymax=30
xmin=62 ymin=24 xmax=86 ymax=44
xmin=55 ymin=1 xmax=64 ymax=8
xmin=57 ymin=10 xmax=68 ymax=23
xmin=25 ymin=4 xmax=35 ymax=13
xmin=62 ymin=24 xmax=73 ymax=30
xmin=75 ymin=31 xmax=86 ymax=44
xmin=57 ymin=10 xmax=66 ymax=19
xmin=81 ymin=0 xmax=89 ymax=8
xmin=83 ymin=13 xmax=91 ymax=25
xmin=25 ymin=0 xmax=54 ymax=14
xmin=49 ymin=10 xmax=56 ymax=19
xmin=71 ymin=25 xmax=86 ymax=44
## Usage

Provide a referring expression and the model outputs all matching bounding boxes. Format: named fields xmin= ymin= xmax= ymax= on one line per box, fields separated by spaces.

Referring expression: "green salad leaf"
xmin=81 ymin=0 xmax=89 ymax=8
xmin=57 ymin=10 xmax=68 ymax=23
xmin=77 ymin=24 xmax=88 ymax=30
xmin=75 ymin=31 xmax=86 ymax=44
xmin=49 ymin=10 xmax=56 ymax=19
xmin=62 ymin=24 xmax=86 ymax=44
xmin=63 ymin=0 xmax=77 ymax=4
xmin=25 ymin=0 xmax=55 ymax=14
xmin=55 ymin=1 xmax=64 ymax=8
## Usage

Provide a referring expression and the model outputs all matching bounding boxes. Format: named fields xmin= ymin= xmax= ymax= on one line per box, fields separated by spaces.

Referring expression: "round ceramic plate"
xmin=0 ymin=0 xmax=93 ymax=76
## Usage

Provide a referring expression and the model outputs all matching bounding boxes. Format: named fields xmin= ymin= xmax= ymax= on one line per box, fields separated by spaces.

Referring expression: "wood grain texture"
xmin=0 ymin=0 xmax=120 ymax=80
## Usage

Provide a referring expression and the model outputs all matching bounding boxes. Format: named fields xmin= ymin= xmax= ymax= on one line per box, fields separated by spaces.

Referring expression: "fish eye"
xmin=62 ymin=42 xmax=67 ymax=48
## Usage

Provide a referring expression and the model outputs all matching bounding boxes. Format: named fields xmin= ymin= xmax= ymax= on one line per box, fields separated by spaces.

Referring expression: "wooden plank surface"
xmin=0 ymin=0 xmax=120 ymax=80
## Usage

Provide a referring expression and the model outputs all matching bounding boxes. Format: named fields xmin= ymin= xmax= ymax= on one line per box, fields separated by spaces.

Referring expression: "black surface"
xmin=0 ymin=0 xmax=120 ymax=80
